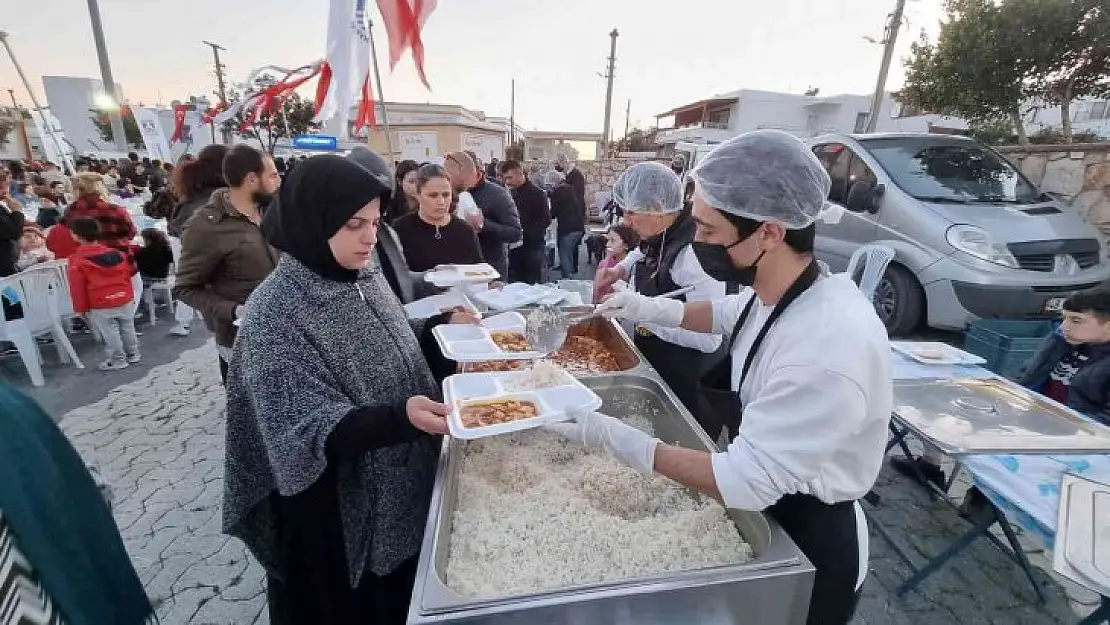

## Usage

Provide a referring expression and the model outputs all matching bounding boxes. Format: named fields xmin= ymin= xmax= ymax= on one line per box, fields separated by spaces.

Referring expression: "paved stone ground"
xmin=46 ymin=337 xmax=1092 ymax=624
xmin=58 ymin=341 xmax=269 ymax=625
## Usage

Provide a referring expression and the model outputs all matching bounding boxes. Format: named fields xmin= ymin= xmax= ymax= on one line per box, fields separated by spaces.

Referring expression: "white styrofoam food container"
xmin=891 ymin=341 xmax=987 ymax=366
xmin=470 ymin=283 xmax=548 ymax=311
xmin=425 ymin=263 xmax=500 ymax=287
xmin=404 ymin=292 xmax=477 ymax=319
xmin=432 ymin=311 xmax=544 ymax=361
xmin=443 ymin=369 xmax=603 ymax=439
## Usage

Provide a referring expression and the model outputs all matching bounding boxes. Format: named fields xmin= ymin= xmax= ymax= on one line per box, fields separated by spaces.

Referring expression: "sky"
xmin=0 ymin=0 xmax=944 ymax=136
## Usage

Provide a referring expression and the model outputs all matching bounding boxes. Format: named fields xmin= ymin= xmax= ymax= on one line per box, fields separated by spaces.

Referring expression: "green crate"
xmin=964 ymin=319 xmax=1053 ymax=379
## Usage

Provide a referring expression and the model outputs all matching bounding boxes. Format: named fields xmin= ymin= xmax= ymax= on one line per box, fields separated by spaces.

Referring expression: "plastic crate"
xmin=964 ymin=319 xmax=1053 ymax=380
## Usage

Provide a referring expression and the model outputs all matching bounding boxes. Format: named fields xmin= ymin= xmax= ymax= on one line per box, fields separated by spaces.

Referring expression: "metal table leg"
xmin=896 ymin=505 xmax=996 ymax=596
xmin=994 ymin=508 xmax=1047 ymax=604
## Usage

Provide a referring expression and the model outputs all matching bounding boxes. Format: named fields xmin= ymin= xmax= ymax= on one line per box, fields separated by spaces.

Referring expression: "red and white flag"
xmin=375 ymin=0 xmax=436 ymax=89
xmin=314 ymin=0 xmax=373 ymax=133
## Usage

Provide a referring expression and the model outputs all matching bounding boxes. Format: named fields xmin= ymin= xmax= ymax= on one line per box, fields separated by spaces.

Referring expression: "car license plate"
xmin=1044 ymin=297 xmax=1066 ymax=313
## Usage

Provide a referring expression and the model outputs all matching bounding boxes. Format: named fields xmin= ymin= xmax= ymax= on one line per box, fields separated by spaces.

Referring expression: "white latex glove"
xmin=546 ymin=411 xmax=659 ymax=475
xmin=594 ymin=288 xmax=685 ymax=327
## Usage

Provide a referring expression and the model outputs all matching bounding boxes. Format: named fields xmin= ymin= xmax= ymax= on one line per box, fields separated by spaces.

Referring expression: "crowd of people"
xmin=1 ymin=130 xmax=1109 ymax=625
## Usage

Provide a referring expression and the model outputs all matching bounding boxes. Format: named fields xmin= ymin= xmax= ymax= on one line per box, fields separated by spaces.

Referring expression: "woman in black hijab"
xmin=226 ymin=155 xmax=471 ymax=624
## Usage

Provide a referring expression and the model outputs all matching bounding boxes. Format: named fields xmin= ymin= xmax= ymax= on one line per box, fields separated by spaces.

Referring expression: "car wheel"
xmin=874 ymin=265 xmax=923 ymax=336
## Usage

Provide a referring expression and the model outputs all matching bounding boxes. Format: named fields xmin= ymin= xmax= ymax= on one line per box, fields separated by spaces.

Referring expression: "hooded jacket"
xmin=66 ymin=243 xmax=134 ymax=313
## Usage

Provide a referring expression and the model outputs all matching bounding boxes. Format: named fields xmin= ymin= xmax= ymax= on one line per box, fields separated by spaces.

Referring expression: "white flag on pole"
xmin=314 ymin=0 xmax=371 ymax=135
xmin=134 ymin=107 xmax=173 ymax=162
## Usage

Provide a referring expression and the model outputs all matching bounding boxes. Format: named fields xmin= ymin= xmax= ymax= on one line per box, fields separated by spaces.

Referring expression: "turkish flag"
xmin=170 ymin=104 xmax=188 ymax=143
xmin=375 ymin=0 xmax=436 ymax=89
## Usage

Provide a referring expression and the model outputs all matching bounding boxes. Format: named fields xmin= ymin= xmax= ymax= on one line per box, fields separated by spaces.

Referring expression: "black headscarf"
xmin=262 ymin=154 xmax=391 ymax=283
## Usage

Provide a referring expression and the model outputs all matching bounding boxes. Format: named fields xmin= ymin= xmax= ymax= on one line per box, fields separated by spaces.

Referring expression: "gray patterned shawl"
xmin=223 ymin=254 xmax=440 ymax=586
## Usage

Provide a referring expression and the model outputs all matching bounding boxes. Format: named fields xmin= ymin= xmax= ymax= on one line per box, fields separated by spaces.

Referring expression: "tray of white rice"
xmin=444 ymin=363 xmax=602 ymax=439
xmin=409 ymin=373 xmax=816 ymax=625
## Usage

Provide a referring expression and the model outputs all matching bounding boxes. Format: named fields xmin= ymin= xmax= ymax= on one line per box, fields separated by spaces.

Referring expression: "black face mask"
xmin=692 ymin=239 xmax=765 ymax=287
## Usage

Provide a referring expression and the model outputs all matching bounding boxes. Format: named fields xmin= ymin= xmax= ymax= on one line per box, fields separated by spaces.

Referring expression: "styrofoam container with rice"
xmin=432 ymin=311 xmax=545 ymax=361
xmin=443 ymin=362 xmax=602 ymax=439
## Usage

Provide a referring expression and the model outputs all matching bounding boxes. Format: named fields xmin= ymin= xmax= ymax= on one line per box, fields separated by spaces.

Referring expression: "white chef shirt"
xmin=708 ymin=272 xmax=892 ymax=511
xmin=616 ymin=246 xmax=724 ymax=353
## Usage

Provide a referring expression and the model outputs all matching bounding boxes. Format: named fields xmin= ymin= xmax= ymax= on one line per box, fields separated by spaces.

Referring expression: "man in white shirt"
xmin=550 ymin=130 xmax=892 ymax=625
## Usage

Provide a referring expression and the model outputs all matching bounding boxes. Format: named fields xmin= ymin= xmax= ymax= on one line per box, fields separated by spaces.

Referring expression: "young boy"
xmin=67 ymin=217 xmax=141 ymax=370
xmin=1020 ymin=289 xmax=1110 ymax=425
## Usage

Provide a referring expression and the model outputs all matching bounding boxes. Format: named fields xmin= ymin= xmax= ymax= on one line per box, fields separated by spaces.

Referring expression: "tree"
xmin=0 ymin=118 xmax=11 ymax=147
xmin=1012 ymin=0 xmax=1110 ymax=142
xmin=89 ymin=105 xmax=144 ymax=149
xmin=899 ymin=0 xmax=1034 ymax=143
xmin=221 ymin=77 xmax=320 ymax=154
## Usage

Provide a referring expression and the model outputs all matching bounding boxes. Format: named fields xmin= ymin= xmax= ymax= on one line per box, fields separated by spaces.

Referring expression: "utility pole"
xmin=865 ymin=0 xmax=906 ymax=133
xmin=86 ymin=0 xmax=128 ymax=153
xmin=601 ymin=28 xmax=619 ymax=158
xmin=367 ymin=20 xmax=395 ymax=164
xmin=0 ymin=31 xmax=71 ymax=171
xmin=203 ymin=40 xmax=230 ymax=144
xmin=623 ymin=98 xmax=631 ymax=149
xmin=509 ymin=78 xmax=515 ymax=151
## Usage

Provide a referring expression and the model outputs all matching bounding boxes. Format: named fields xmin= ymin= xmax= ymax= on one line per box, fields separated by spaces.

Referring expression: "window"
xmin=812 ymin=143 xmax=851 ymax=204
xmin=853 ymin=112 xmax=870 ymax=133
xmin=1090 ymin=101 xmax=1108 ymax=120
xmin=707 ymin=108 xmax=730 ymax=128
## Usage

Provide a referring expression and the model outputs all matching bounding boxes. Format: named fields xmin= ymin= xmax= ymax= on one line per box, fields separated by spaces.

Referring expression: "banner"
xmin=399 ymin=131 xmax=436 ymax=161
xmin=31 ymin=110 xmax=77 ymax=174
xmin=134 ymin=107 xmax=173 ymax=162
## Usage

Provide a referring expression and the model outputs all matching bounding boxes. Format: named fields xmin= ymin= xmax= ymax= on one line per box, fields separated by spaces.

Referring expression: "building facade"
xmin=654 ymin=89 xmax=967 ymax=154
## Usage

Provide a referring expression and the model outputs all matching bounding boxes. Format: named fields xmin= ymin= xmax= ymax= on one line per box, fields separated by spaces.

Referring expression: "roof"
xmin=524 ymin=130 xmax=603 ymax=142
xmin=656 ymin=97 xmax=739 ymax=118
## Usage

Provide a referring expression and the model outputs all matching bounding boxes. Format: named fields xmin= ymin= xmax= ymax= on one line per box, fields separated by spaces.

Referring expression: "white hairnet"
xmin=690 ymin=129 xmax=834 ymax=229
xmin=612 ymin=161 xmax=683 ymax=214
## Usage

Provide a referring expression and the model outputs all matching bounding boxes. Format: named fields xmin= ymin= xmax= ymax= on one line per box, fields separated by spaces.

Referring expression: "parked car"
xmin=806 ymin=132 xmax=1110 ymax=335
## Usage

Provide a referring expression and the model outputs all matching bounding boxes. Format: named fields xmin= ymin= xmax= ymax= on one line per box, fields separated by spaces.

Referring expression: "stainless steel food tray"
xmin=1053 ymin=473 xmax=1110 ymax=597
xmin=458 ymin=313 xmax=647 ymax=378
xmin=408 ymin=372 xmax=814 ymax=625
xmin=892 ymin=377 xmax=1110 ymax=456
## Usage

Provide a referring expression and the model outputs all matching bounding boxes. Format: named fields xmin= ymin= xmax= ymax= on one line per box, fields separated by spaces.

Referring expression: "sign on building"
xmin=461 ymin=132 xmax=504 ymax=162
xmin=399 ymin=131 xmax=438 ymax=161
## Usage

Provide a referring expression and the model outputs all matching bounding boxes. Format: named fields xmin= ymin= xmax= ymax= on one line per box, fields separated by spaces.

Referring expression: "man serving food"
xmin=549 ymin=130 xmax=892 ymax=625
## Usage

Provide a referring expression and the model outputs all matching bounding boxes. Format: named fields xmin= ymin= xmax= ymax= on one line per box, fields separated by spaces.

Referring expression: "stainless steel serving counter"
xmin=408 ymin=354 xmax=815 ymax=624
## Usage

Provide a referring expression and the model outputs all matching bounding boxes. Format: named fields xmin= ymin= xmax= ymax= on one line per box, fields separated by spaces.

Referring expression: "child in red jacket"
xmin=67 ymin=217 xmax=140 ymax=370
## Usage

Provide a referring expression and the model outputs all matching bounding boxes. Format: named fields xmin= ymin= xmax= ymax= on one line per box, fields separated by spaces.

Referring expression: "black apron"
xmin=632 ymin=211 xmax=729 ymax=412
xmin=696 ymin=261 xmax=863 ymax=625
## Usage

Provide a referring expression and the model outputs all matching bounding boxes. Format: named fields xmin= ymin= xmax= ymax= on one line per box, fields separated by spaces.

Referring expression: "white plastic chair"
xmin=143 ymin=276 xmax=175 ymax=325
xmin=845 ymin=244 xmax=896 ymax=301
xmin=0 ymin=268 xmax=84 ymax=386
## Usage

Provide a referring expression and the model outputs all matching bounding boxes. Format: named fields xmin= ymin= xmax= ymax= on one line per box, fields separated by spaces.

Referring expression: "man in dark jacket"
xmin=444 ymin=151 xmax=521 ymax=280
xmin=501 ymin=159 xmax=550 ymax=284
xmin=173 ymin=145 xmax=279 ymax=382
xmin=556 ymin=153 xmax=586 ymax=211
xmin=548 ymin=172 xmax=586 ymax=278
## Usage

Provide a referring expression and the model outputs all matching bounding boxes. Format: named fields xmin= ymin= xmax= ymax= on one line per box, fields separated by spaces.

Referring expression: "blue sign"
xmin=291 ymin=135 xmax=338 ymax=151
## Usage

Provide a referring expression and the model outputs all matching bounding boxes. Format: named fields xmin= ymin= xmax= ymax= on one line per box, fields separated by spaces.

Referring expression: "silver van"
xmin=806 ymin=133 xmax=1110 ymax=335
